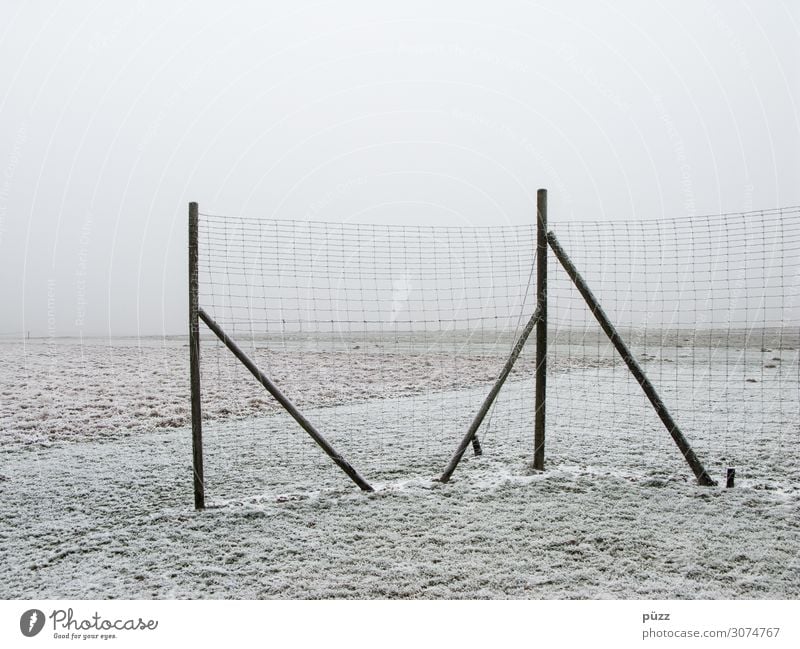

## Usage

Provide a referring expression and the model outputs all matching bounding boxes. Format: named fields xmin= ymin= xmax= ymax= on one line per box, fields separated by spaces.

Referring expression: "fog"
xmin=0 ymin=0 xmax=797 ymax=337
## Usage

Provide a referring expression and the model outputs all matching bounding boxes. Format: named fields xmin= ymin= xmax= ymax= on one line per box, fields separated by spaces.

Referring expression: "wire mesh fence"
xmin=196 ymin=214 xmax=539 ymax=500
xmin=547 ymin=207 xmax=800 ymax=486
xmin=193 ymin=205 xmax=800 ymax=502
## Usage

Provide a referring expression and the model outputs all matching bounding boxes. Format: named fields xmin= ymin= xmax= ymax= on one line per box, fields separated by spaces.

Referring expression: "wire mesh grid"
xmin=547 ymin=207 xmax=800 ymax=484
xmin=194 ymin=206 xmax=800 ymax=500
xmin=196 ymin=214 xmax=539 ymax=499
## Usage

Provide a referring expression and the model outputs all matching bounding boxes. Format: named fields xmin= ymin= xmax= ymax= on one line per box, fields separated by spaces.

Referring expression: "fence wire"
xmin=195 ymin=207 xmax=799 ymax=501
xmin=197 ymin=215 xmax=539 ymax=499
xmin=548 ymin=207 xmax=800 ymax=485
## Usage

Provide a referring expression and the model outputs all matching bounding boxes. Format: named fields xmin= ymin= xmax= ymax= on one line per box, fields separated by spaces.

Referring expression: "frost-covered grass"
xmin=0 ymin=337 xmax=798 ymax=599
xmin=1 ymin=431 xmax=798 ymax=599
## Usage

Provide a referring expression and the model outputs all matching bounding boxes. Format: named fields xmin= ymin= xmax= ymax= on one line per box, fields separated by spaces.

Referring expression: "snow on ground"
xmin=0 ymin=334 xmax=620 ymax=449
xmin=0 ymin=336 xmax=798 ymax=598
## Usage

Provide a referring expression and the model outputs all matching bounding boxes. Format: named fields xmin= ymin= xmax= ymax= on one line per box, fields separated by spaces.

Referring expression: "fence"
xmin=547 ymin=206 xmax=799 ymax=489
xmin=188 ymin=195 xmax=800 ymax=508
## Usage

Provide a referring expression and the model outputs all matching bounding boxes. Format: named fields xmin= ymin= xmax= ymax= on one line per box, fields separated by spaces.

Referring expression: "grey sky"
xmin=0 ymin=0 xmax=798 ymax=336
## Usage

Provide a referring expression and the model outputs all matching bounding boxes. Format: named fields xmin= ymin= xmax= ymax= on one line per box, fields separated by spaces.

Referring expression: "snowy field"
xmin=1 ymin=334 xmax=798 ymax=599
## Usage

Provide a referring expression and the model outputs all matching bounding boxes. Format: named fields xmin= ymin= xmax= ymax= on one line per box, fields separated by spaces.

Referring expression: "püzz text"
xmin=643 ymin=612 xmax=670 ymax=623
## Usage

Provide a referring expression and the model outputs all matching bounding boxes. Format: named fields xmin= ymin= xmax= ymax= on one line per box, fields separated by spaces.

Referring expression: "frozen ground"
xmin=0 ymin=334 xmax=611 ymax=449
xmin=0 ymin=335 xmax=798 ymax=598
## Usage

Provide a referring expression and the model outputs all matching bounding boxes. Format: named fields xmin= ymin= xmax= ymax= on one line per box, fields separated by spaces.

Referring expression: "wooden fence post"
xmin=534 ymin=189 xmax=547 ymax=470
xmin=189 ymin=202 xmax=206 ymax=510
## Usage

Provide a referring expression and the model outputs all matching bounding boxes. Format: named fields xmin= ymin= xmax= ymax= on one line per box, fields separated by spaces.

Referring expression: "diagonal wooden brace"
xmin=547 ymin=231 xmax=716 ymax=486
xmin=440 ymin=306 xmax=542 ymax=483
xmin=198 ymin=307 xmax=374 ymax=492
